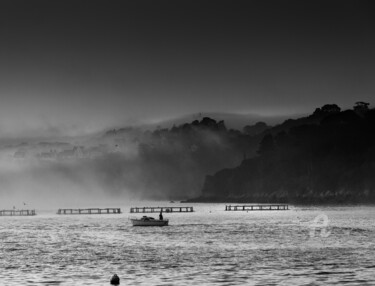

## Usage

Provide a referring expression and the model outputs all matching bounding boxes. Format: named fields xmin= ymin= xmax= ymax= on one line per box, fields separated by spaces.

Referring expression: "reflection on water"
xmin=0 ymin=204 xmax=374 ymax=285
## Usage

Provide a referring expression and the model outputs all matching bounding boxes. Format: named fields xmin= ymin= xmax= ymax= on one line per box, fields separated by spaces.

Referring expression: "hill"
xmin=191 ymin=102 xmax=375 ymax=203
xmin=145 ymin=112 xmax=298 ymax=131
xmin=2 ymin=116 xmax=269 ymax=202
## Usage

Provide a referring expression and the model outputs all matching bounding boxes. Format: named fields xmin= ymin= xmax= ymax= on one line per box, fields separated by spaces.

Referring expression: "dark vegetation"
xmin=10 ymin=102 xmax=374 ymax=203
xmin=193 ymin=102 xmax=375 ymax=203
xmin=100 ymin=117 xmax=261 ymax=199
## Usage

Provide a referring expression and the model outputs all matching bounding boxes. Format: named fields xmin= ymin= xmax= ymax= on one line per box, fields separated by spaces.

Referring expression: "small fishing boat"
xmin=131 ymin=216 xmax=169 ymax=226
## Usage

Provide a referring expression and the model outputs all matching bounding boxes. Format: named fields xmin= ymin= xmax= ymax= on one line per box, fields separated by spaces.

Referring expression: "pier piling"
xmin=130 ymin=206 xmax=194 ymax=213
xmin=57 ymin=208 xmax=121 ymax=215
xmin=0 ymin=209 xmax=36 ymax=216
xmin=225 ymin=204 xmax=289 ymax=211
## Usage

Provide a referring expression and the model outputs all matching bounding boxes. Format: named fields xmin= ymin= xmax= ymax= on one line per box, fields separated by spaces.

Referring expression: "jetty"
xmin=57 ymin=208 xmax=121 ymax=215
xmin=225 ymin=204 xmax=289 ymax=211
xmin=0 ymin=209 xmax=36 ymax=216
xmin=130 ymin=206 xmax=194 ymax=213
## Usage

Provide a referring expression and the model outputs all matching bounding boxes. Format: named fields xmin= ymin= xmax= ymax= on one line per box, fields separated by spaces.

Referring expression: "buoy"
xmin=110 ymin=274 xmax=120 ymax=285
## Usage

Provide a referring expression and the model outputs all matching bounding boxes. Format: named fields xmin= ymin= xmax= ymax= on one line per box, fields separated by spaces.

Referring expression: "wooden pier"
xmin=57 ymin=208 xmax=121 ymax=215
xmin=225 ymin=204 xmax=289 ymax=211
xmin=130 ymin=206 xmax=194 ymax=213
xmin=0 ymin=209 xmax=36 ymax=216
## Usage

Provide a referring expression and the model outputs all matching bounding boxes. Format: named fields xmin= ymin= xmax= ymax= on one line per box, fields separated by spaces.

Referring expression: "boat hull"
xmin=131 ymin=219 xmax=169 ymax=226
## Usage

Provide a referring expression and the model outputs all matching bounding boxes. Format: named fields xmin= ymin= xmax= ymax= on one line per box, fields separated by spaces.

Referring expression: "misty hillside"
xmin=1 ymin=116 xmax=270 ymax=206
xmin=89 ymin=117 xmax=268 ymax=199
xmin=194 ymin=102 xmax=375 ymax=204
xmin=148 ymin=112 xmax=298 ymax=131
xmin=4 ymin=102 xmax=373 ymax=206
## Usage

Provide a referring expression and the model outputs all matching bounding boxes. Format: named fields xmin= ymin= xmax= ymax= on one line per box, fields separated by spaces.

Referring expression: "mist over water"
xmin=0 ymin=161 xmax=149 ymax=211
xmin=0 ymin=116 xmax=256 ymax=209
xmin=1 ymin=1 xmax=374 ymax=284
xmin=0 ymin=138 xmax=137 ymax=209
xmin=0 ymin=126 xmax=226 ymax=209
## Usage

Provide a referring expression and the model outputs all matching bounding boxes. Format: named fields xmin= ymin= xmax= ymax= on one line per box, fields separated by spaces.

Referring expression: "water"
xmin=0 ymin=204 xmax=374 ymax=285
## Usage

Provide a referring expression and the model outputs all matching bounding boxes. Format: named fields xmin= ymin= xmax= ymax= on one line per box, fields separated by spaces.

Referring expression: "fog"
xmin=0 ymin=118 xmax=255 ymax=209
xmin=0 ymin=155 xmax=133 ymax=210
xmin=0 ymin=135 xmax=139 ymax=209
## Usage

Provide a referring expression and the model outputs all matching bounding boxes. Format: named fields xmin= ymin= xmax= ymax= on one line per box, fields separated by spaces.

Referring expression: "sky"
xmin=0 ymin=0 xmax=374 ymax=137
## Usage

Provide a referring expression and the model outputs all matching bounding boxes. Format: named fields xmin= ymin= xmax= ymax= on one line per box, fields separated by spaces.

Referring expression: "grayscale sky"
xmin=0 ymin=0 xmax=374 ymax=137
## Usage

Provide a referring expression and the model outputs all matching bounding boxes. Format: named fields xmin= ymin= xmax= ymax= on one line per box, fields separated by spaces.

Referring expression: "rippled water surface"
xmin=1 ymin=204 xmax=374 ymax=285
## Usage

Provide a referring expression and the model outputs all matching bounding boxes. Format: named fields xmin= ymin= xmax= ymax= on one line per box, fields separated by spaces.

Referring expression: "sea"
xmin=0 ymin=203 xmax=374 ymax=285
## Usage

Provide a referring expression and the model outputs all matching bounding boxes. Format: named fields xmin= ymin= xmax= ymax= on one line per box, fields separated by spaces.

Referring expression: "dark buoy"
xmin=110 ymin=274 xmax=120 ymax=285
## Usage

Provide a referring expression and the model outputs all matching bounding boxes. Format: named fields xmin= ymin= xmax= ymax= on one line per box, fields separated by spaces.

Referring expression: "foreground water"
xmin=0 ymin=203 xmax=374 ymax=285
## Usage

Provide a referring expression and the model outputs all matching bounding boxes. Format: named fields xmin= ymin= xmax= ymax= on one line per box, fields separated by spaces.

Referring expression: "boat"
xmin=131 ymin=216 xmax=169 ymax=226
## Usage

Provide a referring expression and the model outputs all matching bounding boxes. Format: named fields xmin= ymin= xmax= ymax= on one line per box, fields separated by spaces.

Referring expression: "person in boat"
xmin=159 ymin=210 xmax=163 ymax=221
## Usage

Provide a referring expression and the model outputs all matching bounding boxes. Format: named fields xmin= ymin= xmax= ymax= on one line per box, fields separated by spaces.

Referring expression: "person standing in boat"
xmin=159 ymin=210 xmax=163 ymax=220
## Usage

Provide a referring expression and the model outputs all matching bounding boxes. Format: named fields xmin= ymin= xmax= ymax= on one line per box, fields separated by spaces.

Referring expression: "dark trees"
xmin=200 ymin=103 xmax=375 ymax=203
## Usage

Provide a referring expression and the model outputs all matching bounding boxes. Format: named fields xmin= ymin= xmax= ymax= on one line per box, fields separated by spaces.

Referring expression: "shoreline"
xmin=182 ymin=197 xmax=375 ymax=205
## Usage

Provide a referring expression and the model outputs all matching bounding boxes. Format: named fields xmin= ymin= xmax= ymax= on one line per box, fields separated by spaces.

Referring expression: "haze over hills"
xmin=146 ymin=112 xmax=302 ymax=131
xmin=0 ymin=114 xmax=265 ymax=208
xmin=0 ymin=111 xmax=297 ymax=142
xmin=1 ymin=102 xmax=374 ymax=207
xmin=1 ymin=0 xmax=375 ymax=210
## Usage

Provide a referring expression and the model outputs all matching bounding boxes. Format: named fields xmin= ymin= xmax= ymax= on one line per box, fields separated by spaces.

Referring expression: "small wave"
xmin=315 ymin=271 xmax=350 ymax=275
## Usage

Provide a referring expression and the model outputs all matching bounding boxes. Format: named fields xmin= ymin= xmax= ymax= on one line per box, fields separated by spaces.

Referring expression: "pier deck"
xmin=225 ymin=204 xmax=289 ymax=211
xmin=130 ymin=206 xmax=194 ymax=213
xmin=57 ymin=208 xmax=121 ymax=215
xmin=0 ymin=209 xmax=36 ymax=216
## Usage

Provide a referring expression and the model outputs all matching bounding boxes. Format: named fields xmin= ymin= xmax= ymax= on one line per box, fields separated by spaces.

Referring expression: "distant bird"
xmin=23 ymin=202 xmax=26 ymax=206
xmin=110 ymin=274 xmax=120 ymax=285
